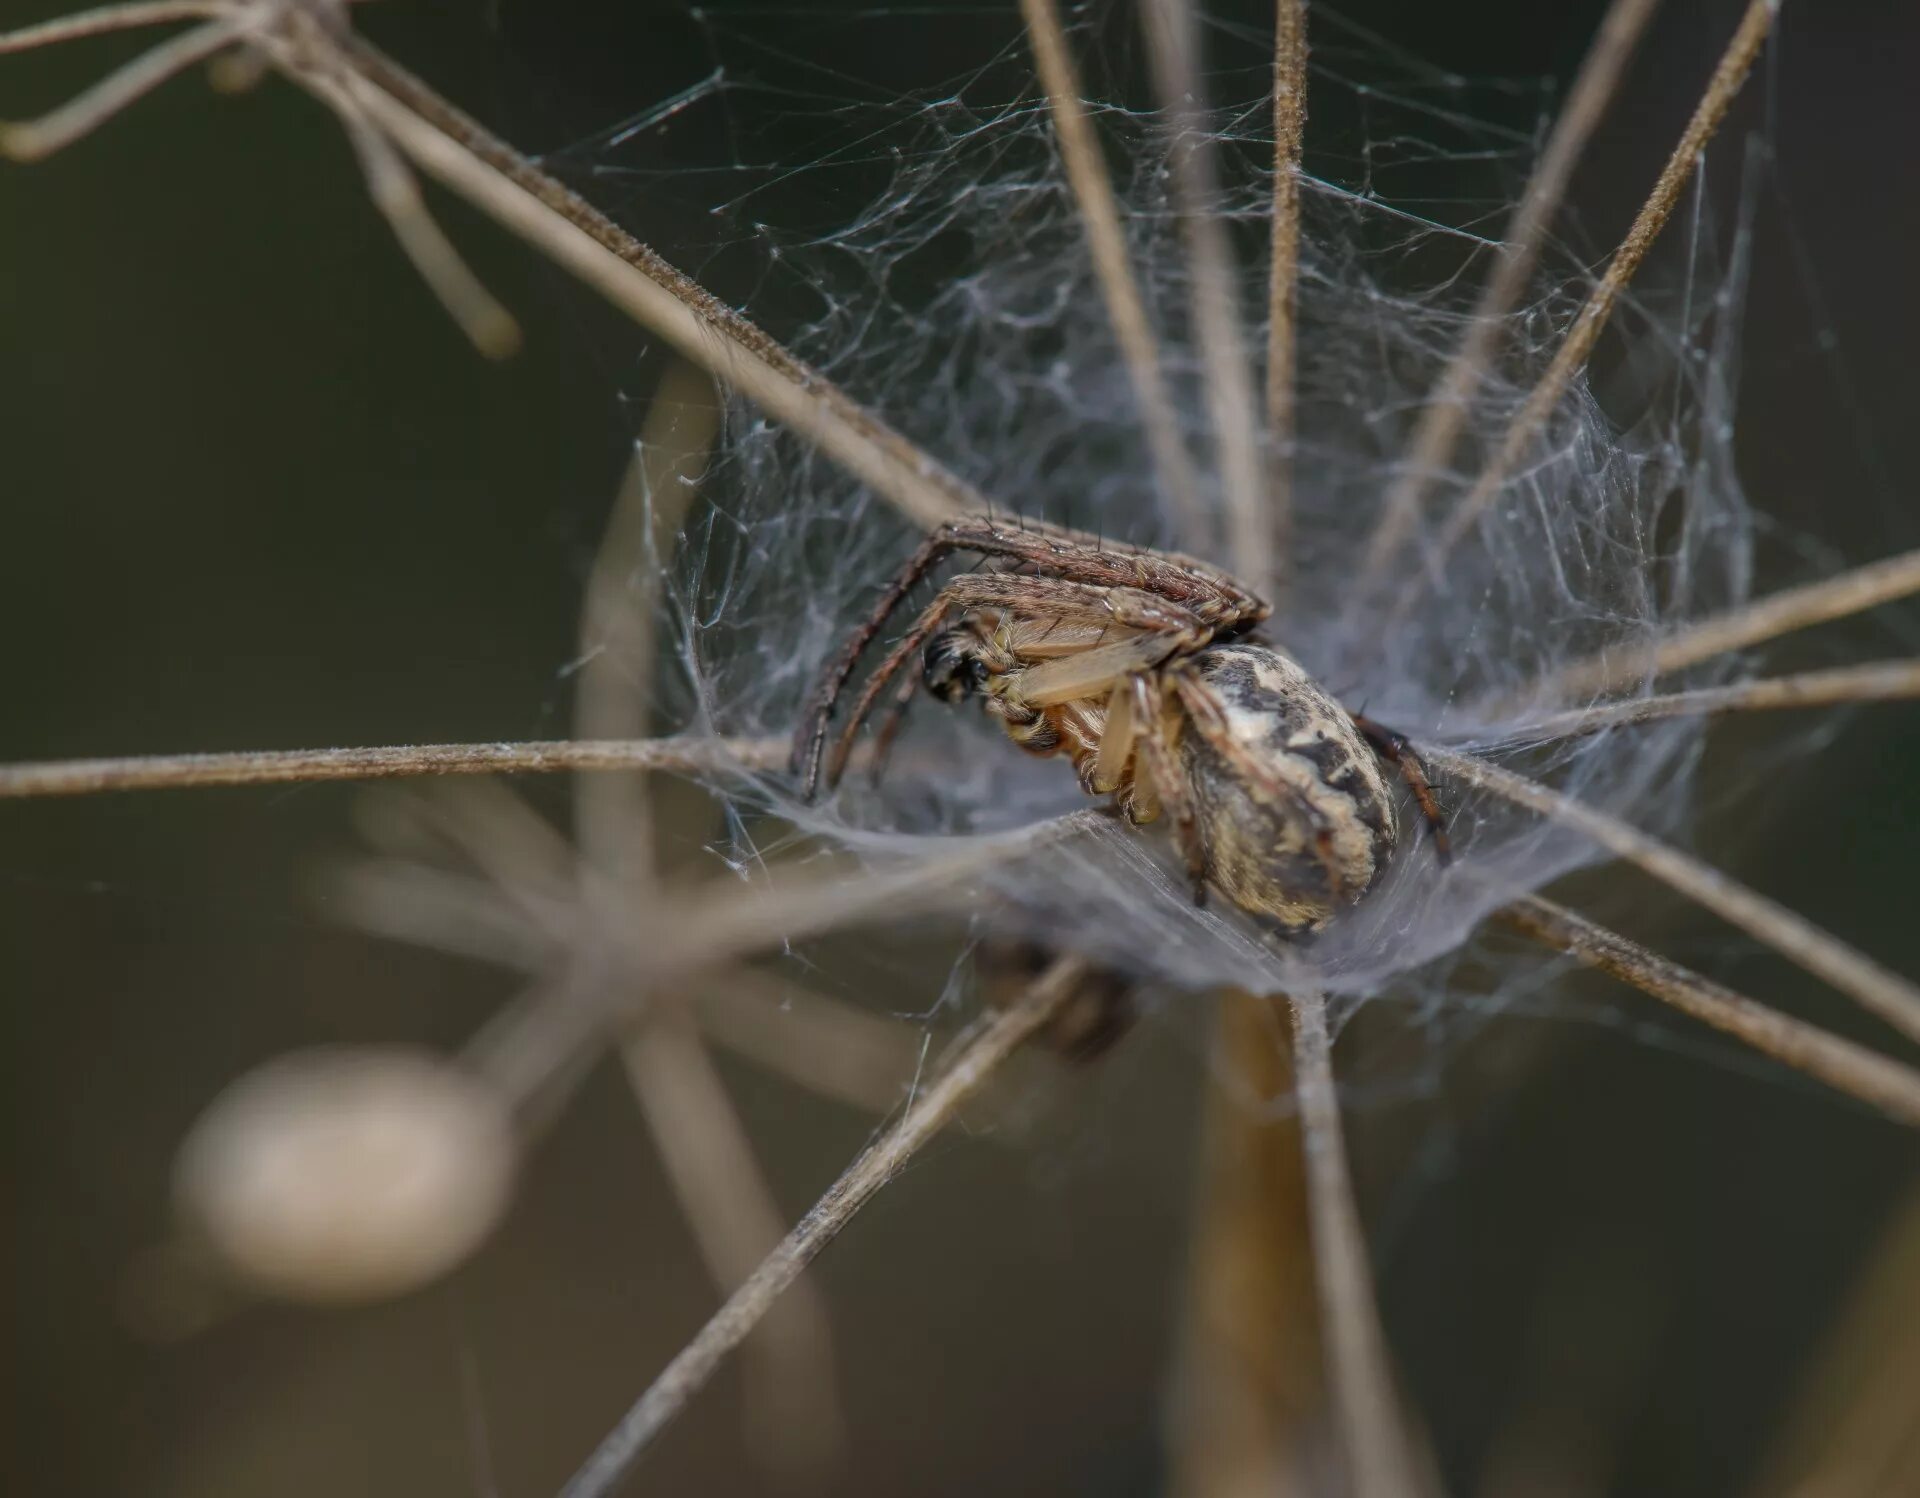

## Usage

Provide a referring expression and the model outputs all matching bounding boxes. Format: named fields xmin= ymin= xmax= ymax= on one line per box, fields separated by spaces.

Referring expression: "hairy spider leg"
xmin=820 ymin=573 xmax=1210 ymax=795
xmin=793 ymin=514 xmax=1268 ymax=792
xmin=819 ymin=592 xmax=961 ymax=793
xmin=1348 ymin=711 xmax=1453 ymax=864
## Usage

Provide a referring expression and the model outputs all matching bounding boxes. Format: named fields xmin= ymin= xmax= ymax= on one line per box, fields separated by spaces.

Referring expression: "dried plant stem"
xmin=1141 ymin=0 xmax=1272 ymax=593
xmin=1488 ymin=660 xmax=1920 ymax=745
xmin=1288 ymin=988 xmax=1427 ymax=1498
xmin=0 ymin=737 xmax=785 ymax=798
xmin=574 ymin=362 xmax=717 ymax=881
xmin=1501 ymin=897 xmax=1920 ymax=1127
xmin=0 ymin=15 xmax=239 ymax=159
xmin=1430 ymin=747 xmax=1920 ymax=1048
xmin=565 ymin=364 xmax=841 ymax=1471
xmin=558 ymin=956 xmax=1088 ymax=1498
xmin=1422 ymin=0 xmax=1774 ymax=576
xmin=332 ymin=41 xmax=975 ymax=532
xmin=619 ymin=1008 xmax=842 ymax=1476
xmin=0 ymin=2 xmax=221 ymax=52
xmin=301 ymin=64 xmax=520 ymax=357
xmin=1020 ymin=0 xmax=1207 ymax=546
xmin=1529 ymin=547 xmax=1920 ymax=704
xmin=1361 ymin=0 xmax=1662 ymax=580
xmin=3 ymin=8 xmax=984 ymax=530
xmin=1265 ymin=0 xmax=1307 ymax=598
xmin=1169 ymin=988 xmax=1324 ymax=1498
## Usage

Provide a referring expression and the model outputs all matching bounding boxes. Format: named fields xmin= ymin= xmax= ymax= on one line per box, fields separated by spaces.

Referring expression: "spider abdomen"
xmin=1180 ymin=645 xmax=1396 ymax=933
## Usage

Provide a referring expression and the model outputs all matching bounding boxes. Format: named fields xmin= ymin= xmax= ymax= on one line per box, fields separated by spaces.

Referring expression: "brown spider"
xmin=793 ymin=516 xmax=1449 ymax=933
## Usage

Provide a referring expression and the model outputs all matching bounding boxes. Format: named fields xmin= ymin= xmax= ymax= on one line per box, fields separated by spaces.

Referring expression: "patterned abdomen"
xmin=1180 ymin=645 xmax=1396 ymax=932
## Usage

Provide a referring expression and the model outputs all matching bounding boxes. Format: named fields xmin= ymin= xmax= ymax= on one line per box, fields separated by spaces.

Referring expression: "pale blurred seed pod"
xmin=173 ymin=1046 xmax=519 ymax=1305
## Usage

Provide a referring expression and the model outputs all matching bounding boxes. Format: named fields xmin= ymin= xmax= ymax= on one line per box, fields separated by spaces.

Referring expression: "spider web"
xmin=554 ymin=0 xmax=1759 ymax=1018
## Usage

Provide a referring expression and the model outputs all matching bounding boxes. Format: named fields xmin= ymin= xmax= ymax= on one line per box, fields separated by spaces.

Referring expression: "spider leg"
xmin=1348 ymin=711 xmax=1453 ymax=865
xmin=793 ymin=525 xmax=972 ymax=791
xmin=818 ymin=574 xmax=1207 ymax=795
xmin=793 ymin=514 xmax=1252 ymax=795
xmin=819 ymin=594 xmax=957 ymax=793
xmin=1131 ymin=674 xmax=1209 ymax=906
xmin=1167 ymin=665 xmax=1351 ymax=903
xmin=939 ymin=515 xmax=1269 ymax=629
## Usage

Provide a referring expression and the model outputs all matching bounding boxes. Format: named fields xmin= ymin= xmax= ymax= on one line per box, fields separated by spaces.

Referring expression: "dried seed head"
xmin=173 ymin=1045 xmax=518 ymax=1304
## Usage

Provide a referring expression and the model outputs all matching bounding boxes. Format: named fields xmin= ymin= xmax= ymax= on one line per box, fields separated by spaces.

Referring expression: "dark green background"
xmin=4 ymin=2 xmax=1918 ymax=1494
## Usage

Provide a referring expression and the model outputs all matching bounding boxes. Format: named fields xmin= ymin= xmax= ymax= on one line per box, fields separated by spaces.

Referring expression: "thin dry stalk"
xmin=1265 ymin=0 xmax=1307 ymax=598
xmin=0 ymin=737 xmax=785 ymax=798
xmin=308 ymin=67 xmax=520 ymax=357
xmin=1486 ymin=660 xmax=1920 ymax=745
xmin=574 ymin=363 xmax=717 ymax=881
xmin=1421 ymin=0 xmax=1774 ymax=577
xmin=1361 ymin=0 xmax=1663 ymax=580
xmin=1430 ymin=747 xmax=1920 ymax=1048
xmin=332 ymin=40 xmax=978 ymax=533
xmin=1527 ymin=547 xmax=1920 ymax=705
xmin=565 ymin=363 xmax=840 ymax=1471
xmin=0 ymin=2 xmax=221 ymax=52
xmin=0 ymin=7 xmax=983 ymax=531
xmin=0 ymin=14 xmax=238 ymax=159
xmin=1140 ymin=0 xmax=1272 ymax=593
xmin=558 ymin=955 xmax=1088 ymax=1498
xmin=619 ymin=1008 xmax=842 ymax=1477
xmin=1500 ymin=897 xmax=1920 ymax=1127
xmin=332 ymin=60 xmax=978 ymax=532
xmin=1288 ymin=988 xmax=1427 ymax=1498
xmin=1169 ymin=988 xmax=1325 ymax=1498
xmin=1019 ymin=0 xmax=1207 ymax=546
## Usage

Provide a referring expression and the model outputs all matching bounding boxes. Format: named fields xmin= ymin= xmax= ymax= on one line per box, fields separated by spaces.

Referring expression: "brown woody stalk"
xmin=1432 ymin=747 xmax=1920 ymax=1048
xmin=558 ymin=956 xmax=1088 ymax=1498
xmin=1289 ymin=988 xmax=1428 ymax=1498
xmin=1361 ymin=0 xmax=1663 ymax=580
xmin=1020 ymin=0 xmax=1207 ymax=546
xmin=0 ymin=738 xmax=786 ymax=799
xmin=1528 ymin=548 xmax=1920 ymax=705
xmin=1501 ymin=897 xmax=1920 ymax=1127
xmin=1419 ymin=0 xmax=1774 ymax=579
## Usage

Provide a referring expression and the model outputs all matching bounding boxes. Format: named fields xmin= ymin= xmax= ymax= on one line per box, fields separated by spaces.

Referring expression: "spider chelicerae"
xmin=794 ymin=514 xmax=1450 ymax=934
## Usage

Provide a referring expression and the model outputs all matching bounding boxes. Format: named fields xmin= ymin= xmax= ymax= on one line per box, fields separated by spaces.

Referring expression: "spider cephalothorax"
xmin=794 ymin=515 xmax=1447 ymax=933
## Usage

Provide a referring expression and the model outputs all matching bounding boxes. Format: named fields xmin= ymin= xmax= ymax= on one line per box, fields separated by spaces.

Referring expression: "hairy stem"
xmin=335 ymin=40 xmax=974 ymax=532
xmin=1140 ymin=0 xmax=1272 ymax=594
xmin=1432 ymin=747 xmax=1920 ymax=1048
xmin=1361 ymin=0 xmax=1663 ymax=581
xmin=1020 ymin=0 xmax=1207 ymax=547
xmin=1481 ymin=660 xmax=1920 ymax=745
xmin=1527 ymin=548 xmax=1920 ymax=705
xmin=0 ymin=738 xmax=786 ymax=798
xmin=1265 ymin=0 xmax=1308 ymax=600
xmin=1502 ymin=897 xmax=1920 ymax=1127
xmin=1413 ymin=0 xmax=1774 ymax=595
xmin=1289 ymin=988 xmax=1428 ymax=1498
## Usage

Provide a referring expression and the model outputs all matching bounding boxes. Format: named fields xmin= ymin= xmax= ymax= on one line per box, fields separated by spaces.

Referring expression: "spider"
xmin=794 ymin=515 xmax=1450 ymax=933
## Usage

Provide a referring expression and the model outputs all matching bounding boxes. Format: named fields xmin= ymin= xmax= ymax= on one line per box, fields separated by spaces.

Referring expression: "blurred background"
xmin=3 ymin=1 xmax=1918 ymax=1494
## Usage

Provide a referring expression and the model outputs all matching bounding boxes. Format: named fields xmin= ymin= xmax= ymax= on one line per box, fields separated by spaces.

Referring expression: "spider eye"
xmin=922 ymin=629 xmax=982 ymax=703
